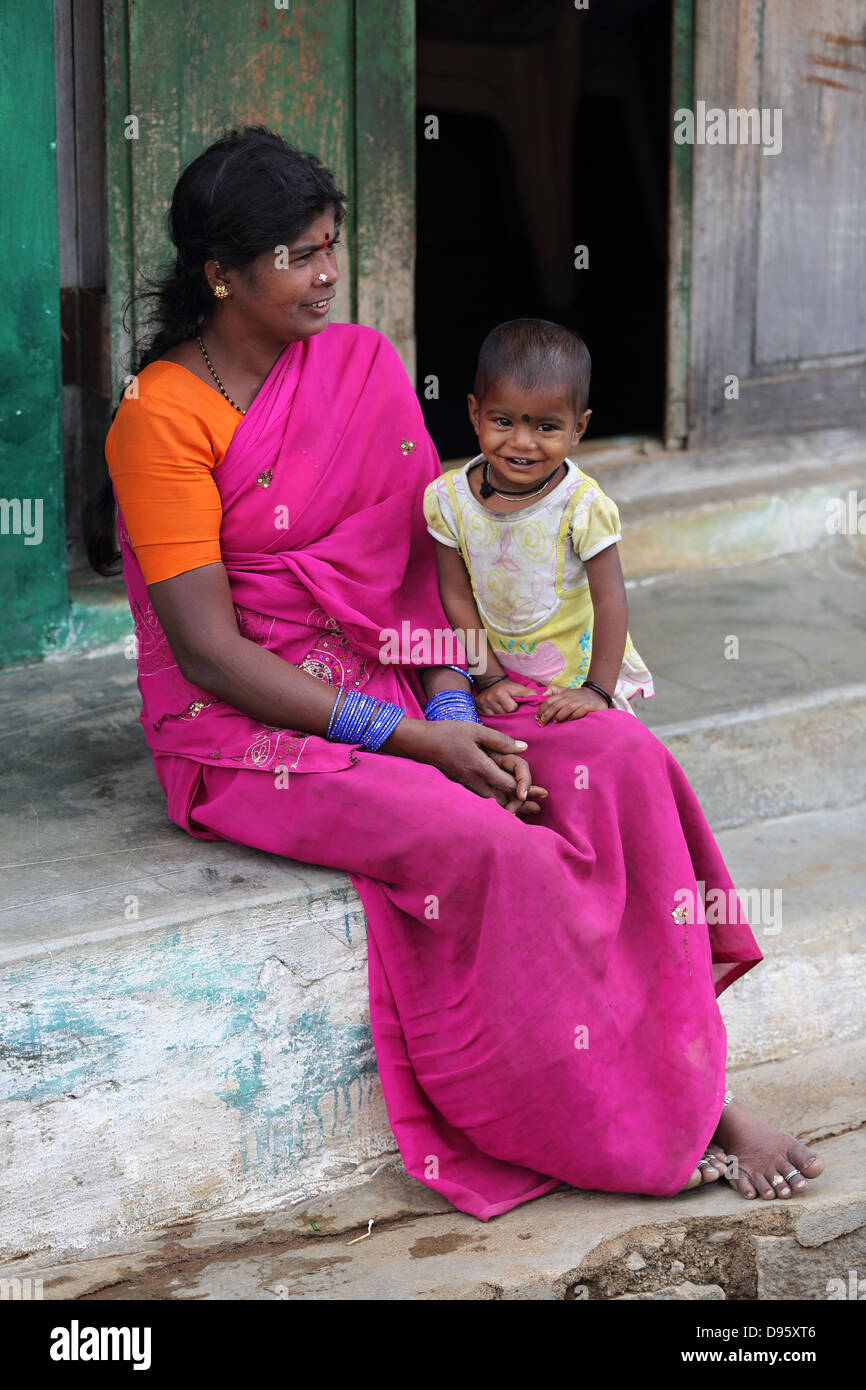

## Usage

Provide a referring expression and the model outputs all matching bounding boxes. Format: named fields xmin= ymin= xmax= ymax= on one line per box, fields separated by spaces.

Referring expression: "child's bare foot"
xmin=679 ymin=1142 xmax=728 ymax=1191
xmin=712 ymin=1099 xmax=825 ymax=1200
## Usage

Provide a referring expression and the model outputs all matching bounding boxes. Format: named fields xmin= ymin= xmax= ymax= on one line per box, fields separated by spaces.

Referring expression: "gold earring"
xmin=213 ymin=284 xmax=229 ymax=300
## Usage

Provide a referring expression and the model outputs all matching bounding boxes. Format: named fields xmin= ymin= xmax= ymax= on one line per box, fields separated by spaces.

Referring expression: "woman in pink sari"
xmin=93 ymin=127 xmax=824 ymax=1219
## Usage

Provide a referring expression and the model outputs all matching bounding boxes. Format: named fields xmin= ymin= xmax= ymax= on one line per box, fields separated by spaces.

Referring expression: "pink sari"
xmin=117 ymin=323 xmax=762 ymax=1219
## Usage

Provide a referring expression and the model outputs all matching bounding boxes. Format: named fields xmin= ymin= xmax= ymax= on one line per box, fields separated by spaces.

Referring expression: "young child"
xmin=423 ymin=318 xmax=653 ymax=723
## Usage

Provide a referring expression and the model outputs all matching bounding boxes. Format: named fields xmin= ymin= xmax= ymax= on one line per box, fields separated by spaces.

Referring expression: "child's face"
xmin=467 ymin=380 xmax=591 ymax=490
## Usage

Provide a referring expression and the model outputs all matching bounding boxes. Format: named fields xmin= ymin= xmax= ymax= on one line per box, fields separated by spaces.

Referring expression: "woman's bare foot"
xmin=680 ymin=1142 xmax=728 ymax=1191
xmin=712 ymin=1099 xmax=825 ymax=1200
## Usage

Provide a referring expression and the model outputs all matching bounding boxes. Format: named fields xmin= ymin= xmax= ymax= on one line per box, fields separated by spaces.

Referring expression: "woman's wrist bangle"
xmin=327 ymin=689 xmax=406 ymax=750
xmin=474 ymin=673 xmax=507 ymax=692
xmin=424 ymin=689 xmax=481 ymax=723
xmin=360 ymin=700 xmax=406 ymax=751
xmin=581 ymin=679 xmax=613 ymax=709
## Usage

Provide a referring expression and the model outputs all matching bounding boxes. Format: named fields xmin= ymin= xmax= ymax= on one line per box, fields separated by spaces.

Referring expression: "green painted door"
xmin=104 ymin=0 xmax=416 ymax=391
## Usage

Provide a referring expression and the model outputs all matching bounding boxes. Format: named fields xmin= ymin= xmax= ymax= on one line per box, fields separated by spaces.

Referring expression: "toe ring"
xmin=784 ymin=1169 xmax=800 ymax=1182
xmin=771 ymin=1174 xmax=786 ymax=1187
xmin=697 ymin=1158 xmax=713 ymax=1168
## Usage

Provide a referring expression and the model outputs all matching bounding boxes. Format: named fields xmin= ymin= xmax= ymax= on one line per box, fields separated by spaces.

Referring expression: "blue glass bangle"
xmin=331 ymin=689 xmax=378 ymax=744
xmin=345 ymin=693 xmax=378 ymax=742
xmin=329 ymin=688 xmax=360 ymax=741
xmin=326 ymin=689 xmax=346 ymax=739
xmin=328 ymin=691 xmax=406 ymax=750
xmin=424 ymin=689 xmax=481 ymax=723
xmin=421 ymin=664 xmax=475 ymax=687
xmin=361 ymin=701 xmax=406 ymax=751
xmin=425 ymin=690 xmax=475 ymax=710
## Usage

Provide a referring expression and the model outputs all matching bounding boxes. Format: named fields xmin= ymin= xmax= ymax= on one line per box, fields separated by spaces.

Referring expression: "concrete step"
xmin=714 ymin=804 xmax=865 ymax=1067
xmin=590 ymin=426 xmax=866 ymax=580
xmin=631 ymin=539 xmax=866 ymax=828
xmin=4 ymin=1040 xmax=863 ymax=1300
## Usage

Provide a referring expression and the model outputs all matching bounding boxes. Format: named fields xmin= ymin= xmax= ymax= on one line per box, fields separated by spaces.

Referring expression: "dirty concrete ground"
xmin=6 ymin=1039 xmax=863 ymax=1301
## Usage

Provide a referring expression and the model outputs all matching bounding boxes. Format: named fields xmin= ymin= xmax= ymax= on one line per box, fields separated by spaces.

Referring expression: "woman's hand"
xmin=475 ymin=677 xmax=535 ymax=715
xmin=385 ymin=717 xmax=546 ymax=813
xmin=486 ymin=750 xmax=548 ymax=815
xmin=535 ymin=686 xmax=609 ymax=725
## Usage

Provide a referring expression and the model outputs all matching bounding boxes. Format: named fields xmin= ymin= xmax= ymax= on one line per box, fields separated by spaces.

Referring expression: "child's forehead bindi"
xmin=483 ymin=385 xmax=573 ymax=423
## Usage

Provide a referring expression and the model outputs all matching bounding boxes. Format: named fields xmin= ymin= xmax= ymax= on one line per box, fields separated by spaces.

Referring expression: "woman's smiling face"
xmin=226 ymin=208 xmax=341 ymax=341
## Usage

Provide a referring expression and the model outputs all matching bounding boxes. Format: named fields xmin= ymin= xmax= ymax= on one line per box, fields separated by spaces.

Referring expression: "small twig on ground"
xmin=346 ymin=1219 xmax=375 ymax=1246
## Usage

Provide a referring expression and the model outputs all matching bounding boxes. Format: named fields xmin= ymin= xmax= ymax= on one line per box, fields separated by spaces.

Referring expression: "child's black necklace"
xmin=479 ymin=461 xmax=564 ymax=501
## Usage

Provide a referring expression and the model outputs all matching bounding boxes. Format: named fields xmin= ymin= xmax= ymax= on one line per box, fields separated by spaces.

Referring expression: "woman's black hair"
xmin=85 ymin=126 xmax=346 ymax=574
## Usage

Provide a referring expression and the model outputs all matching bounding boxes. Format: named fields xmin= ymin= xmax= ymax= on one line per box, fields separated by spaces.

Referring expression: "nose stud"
xmin=317 ymin=273 xmax=329 ymax=284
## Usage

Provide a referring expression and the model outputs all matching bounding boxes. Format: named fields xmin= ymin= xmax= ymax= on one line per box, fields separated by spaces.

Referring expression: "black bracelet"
xmin=582 ymin=679 xmax=614 ymax=709
xmin=474 ymin=673 xmax=508 ymax=692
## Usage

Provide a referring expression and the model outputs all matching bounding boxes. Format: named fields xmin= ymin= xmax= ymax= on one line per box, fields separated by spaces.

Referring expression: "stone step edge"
xmin=616 ymin=463 xmax=865 ymax=520
xmin=0 ymin=872 xmax=360 ymax=968
xmin=646 ymin=679 xmax=866 ymax=741
xmin=3 ymin=1128 xmax=862 ymax=1299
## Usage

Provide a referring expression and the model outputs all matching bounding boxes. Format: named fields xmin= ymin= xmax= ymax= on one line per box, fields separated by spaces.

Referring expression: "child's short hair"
xmin=473 ymin=319 xmax=591 ymax=415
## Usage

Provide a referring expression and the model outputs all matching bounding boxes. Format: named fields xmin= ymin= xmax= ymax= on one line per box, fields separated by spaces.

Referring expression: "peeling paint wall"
xmin=0 ymin=879 xmax=393 ymax=1261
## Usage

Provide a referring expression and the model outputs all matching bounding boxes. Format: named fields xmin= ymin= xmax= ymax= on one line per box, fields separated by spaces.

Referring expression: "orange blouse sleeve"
xmin=105 ymin=363 xmax=241 ymax=585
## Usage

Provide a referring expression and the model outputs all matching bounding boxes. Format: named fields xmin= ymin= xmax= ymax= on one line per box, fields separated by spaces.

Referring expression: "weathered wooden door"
xmin=103 ymin=0 xmax=415 ymax=390
xmin=686 ymin=0 xmax=866 ymax=445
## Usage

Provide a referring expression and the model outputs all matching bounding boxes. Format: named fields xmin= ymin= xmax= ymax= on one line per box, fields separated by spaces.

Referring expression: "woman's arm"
xmin=147 ymin=560 xmax=538 ymax=806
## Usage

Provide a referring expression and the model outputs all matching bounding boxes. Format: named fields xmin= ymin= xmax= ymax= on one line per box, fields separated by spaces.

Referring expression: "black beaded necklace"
xmin=197 ymin=335 xmax=245 ymax=414
xmin=479 ymin=460 xmax=564 ymax=501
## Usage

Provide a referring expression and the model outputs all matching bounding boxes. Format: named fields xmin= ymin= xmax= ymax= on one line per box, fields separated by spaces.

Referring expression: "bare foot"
xmin=680 ymin=1141 xmax=728 ymax=1191
xmin=712 ymin=1100 xmax=825 ymax=1200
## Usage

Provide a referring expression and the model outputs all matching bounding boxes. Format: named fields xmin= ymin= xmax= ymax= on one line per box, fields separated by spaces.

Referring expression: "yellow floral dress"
xmin=423 ymin=456 xmax=653 ymax=710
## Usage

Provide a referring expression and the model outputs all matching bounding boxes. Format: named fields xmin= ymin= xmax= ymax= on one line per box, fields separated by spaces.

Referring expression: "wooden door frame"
xmin=354 ymin=2 xmax=416 ymax=378
xmin=665 ymin=0 xmax=695 ymax=448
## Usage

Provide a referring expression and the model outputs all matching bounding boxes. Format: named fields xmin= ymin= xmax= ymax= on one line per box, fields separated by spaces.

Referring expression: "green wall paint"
xmin=0 ymin=0 xmax=67 ymax=666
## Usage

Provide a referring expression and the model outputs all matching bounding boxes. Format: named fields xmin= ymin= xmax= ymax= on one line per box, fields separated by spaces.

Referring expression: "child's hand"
xmin=535 ymin=685 xmax=609 ymax=725
xmin=476 ymin=677 xmax=535 ymax=715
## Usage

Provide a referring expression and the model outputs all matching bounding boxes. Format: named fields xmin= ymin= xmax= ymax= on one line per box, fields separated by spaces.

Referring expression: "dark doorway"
xmin=416 ymin=0 xmax=672 ymax=460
